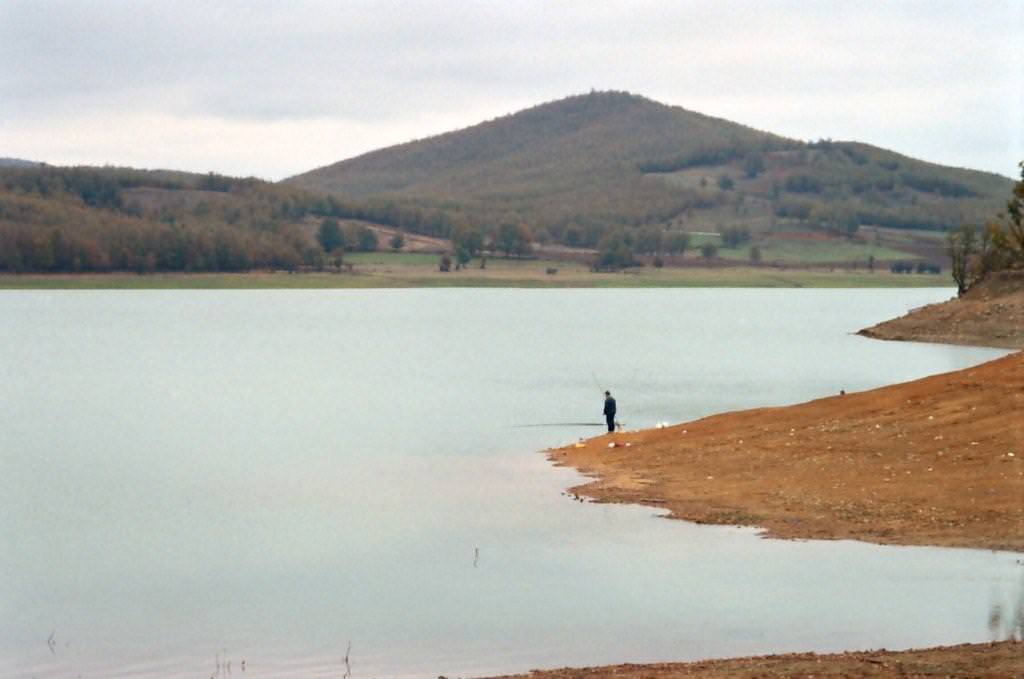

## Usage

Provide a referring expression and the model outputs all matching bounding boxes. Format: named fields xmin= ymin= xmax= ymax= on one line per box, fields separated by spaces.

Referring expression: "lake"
xmin=0 ymin=288 xmax=1018 ymax=678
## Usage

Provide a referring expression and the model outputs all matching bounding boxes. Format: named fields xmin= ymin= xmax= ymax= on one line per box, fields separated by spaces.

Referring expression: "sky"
xmin=2 ymin=0 xmax=1022 ymax=181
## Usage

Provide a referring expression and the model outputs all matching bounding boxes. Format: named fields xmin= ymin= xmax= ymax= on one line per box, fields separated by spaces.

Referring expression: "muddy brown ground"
xmin=550 ymin=351 xmax=1023 ymax=551
xmin=489 ymin=641 xmax=1022 ymax=678
xmin=860 ymin=270 xmax=1024 ymax=350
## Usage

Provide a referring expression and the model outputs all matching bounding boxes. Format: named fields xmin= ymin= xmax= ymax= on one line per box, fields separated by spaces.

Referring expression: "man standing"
xmin=603 ymin=391 xmax=617 ymax=433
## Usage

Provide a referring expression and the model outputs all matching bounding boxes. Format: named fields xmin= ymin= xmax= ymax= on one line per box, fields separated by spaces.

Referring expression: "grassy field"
xmin=341 ymin=251 xmax=441 ymax=266
xmin=688 ymin=233 xmax=922 ymax=264
xmin=724 ymin=240 xmax=916 ymax=264
xmin=0 ymin=254 xmax=953 ymax=289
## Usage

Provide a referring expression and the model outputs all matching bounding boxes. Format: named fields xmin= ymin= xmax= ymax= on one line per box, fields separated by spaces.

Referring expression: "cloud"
xmin=1 ymin=0 xmax=1021 ymax=177
xmin=0 ymin=109 xmax=514 ymax=180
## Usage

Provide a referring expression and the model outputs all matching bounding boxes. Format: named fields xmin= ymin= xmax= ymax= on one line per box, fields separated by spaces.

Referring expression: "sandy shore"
xmin=488 ymin=641 xmax=1022 ymax=678
xmin=549 ymin=351 xmax=1023 ymax=551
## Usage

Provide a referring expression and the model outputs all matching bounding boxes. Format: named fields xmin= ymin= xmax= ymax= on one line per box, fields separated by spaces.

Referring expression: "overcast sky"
xmin=2 ymin=1 xmax=1021 ymax=180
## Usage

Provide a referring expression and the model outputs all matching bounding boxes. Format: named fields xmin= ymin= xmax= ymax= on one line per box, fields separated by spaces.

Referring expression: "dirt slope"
xmin=859 ymin=271 xmax=1024 ymax=350
xmin=487 ymin=641 xmax=1022 ymax=678
xmin=549 ymin=352 xmax=1024 ymax=551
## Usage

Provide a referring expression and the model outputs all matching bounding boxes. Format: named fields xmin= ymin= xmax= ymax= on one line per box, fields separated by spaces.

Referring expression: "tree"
xmin=717 ymin=174 xmax=735 ymax=191
xmin=947 ymin=224 xmax=977 ymax=296
xmin=951 ymin=162 xmax=1024 ymax=288
xmin=451 ymin=222 xmax=483 ymax=257
xmin=700 ymin=243 xmax=718 ymax=259
xmin=719 ymin=226 xmax=751 ymax=249
xmin=836 ymin=209 xmax=860 ymax=239
xmin=743 ymin=153 xmax=766 ymax=178
xmin=633 ymin=225 xmax=664 ymax=255
xmin=495 ymin=222 xmax=532 ymax=258
xmin=389 ymin=231 xmax=405 ymax=251
xmin=356 ymin=226 xmax=378 ymax=252
xmin=495 ymin=223 xmax=517 ymax=257
xmin=664 ymin=231 xmax=690 ymax=256
xmin=749 ymin=245 xmax=762 ymax=263
xmin=593 ymin=229 xmax=635 ymax=271
xmin=318 ymin=218 xmax=343 ymax=252
xmin=982 ymin=160 xmax=1024 ymax=268
xmin=438 ymin=254 xmax=452 ymax=272
xmin=1007 ymin=161 xmax=1024 ymax=261
xmin=564 ymin=226 xmax=581 ymax=247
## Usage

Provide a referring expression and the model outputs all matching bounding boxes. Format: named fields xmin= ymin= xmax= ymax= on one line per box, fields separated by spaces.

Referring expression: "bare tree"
xmin=947 ymin=224 xmax=976 ymax=296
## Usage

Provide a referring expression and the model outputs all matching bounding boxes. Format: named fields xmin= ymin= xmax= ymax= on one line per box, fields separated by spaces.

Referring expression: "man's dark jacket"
xmin=603 ymin=397 xmax=616 ymax=417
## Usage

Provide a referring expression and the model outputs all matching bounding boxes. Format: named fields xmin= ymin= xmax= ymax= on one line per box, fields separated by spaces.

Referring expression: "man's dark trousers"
xmin=606 ymin=413 xmax=614 ymax=432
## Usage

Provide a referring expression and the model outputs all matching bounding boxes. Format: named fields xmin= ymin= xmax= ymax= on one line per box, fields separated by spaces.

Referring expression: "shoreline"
xmin=486 ymin=641 xmax=1022 ymax=678
xmin=548 ymin=351 xmax=1023 ymax=552
xmin=520 ymin=308 xmax=1023 ymax=676
xmin=0 ymin=268 xmax=952 ymax=289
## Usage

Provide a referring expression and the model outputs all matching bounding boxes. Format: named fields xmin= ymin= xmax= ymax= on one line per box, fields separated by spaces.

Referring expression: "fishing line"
xmin=511 ymin=422 xmax=606 ymax=428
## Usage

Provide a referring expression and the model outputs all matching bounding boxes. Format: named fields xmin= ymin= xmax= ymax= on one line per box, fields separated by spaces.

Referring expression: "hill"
xmin=0 ymin=157 xmax=43 ymax=169
xmin=0 ymin=165 xmax=396 ymax=273
xmin=287 ymin=91 xmax=1014 ymax=263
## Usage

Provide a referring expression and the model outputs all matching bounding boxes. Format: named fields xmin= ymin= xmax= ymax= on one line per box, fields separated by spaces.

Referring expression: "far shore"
xmin=0 ymin=264 xmax=952 ymax=290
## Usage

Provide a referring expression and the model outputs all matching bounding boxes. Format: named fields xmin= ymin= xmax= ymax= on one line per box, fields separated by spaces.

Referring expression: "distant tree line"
xmin=316 ymin=218 xmax=378 ymax=254
xmin=637 ymin=138 xmax=798 ymax=174
xmin=592 ymin=226 xmax=693 ymax=270
xmin=0 ymin=202 xmax=315 ymax=273
xmin=890 ymin=261 xmax=941 ymax=274
xmin=0 ymin=145 xmax=1008 ymax=275
xmin=0 ymin=165 xmax=513 ymax=273
xmin=0 ymin=167 xmax=357 ymax=273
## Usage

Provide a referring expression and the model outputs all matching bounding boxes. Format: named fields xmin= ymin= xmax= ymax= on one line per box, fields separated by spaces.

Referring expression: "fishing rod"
xmin=509 ymin=368 xmax=619 ymax=428
xmin=511 ymin=422 xmax=607 ymax=428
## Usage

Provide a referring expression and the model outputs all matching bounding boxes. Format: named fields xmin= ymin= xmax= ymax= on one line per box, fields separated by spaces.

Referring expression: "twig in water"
xmin=46 ymin=630 xmax=56 ymax=655
xmin=473 ymin=547 xmax=479 ymax=568
xmin=343 ymin=641 xmax=352 ymax=679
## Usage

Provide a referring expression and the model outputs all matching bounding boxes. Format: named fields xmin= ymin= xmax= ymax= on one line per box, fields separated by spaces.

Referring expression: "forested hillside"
xmin=0 ymin=165 xmax=426 ymax=272
xmin=288 ymin=91 xmax=1013 ymax=252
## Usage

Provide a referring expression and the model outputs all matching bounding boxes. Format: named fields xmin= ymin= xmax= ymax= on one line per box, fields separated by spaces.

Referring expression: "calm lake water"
xmin=0 ymin=288 xmax=1018 ymax=678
